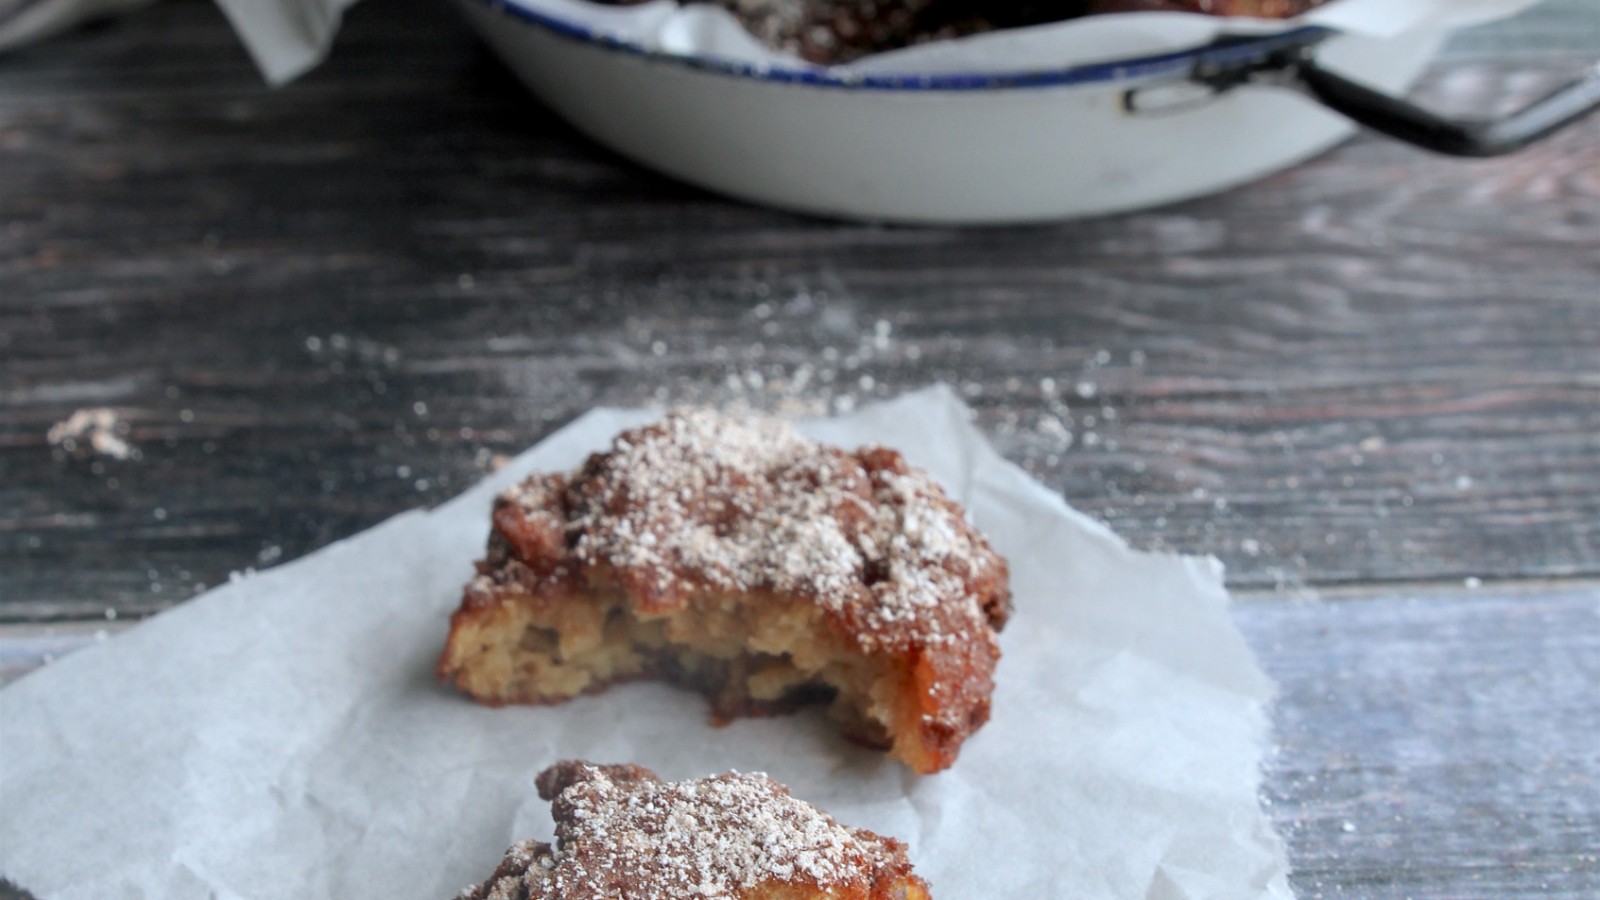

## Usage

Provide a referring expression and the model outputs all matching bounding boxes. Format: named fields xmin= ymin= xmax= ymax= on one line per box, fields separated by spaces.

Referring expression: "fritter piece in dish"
xmin=591 ymin=0 xmax=1331 ymax=64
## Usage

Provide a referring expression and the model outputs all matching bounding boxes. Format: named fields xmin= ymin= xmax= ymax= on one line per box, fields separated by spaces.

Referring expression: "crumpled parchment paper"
xmin=0 ymin=0 xmax=155 ymax=52
xmin=1 ymin=386 xmax=1293 ymax=899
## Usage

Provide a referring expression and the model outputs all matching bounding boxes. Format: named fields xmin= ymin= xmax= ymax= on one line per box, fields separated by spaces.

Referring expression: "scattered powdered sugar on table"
xmin=46 ymin=407 xmax=138 ymax=460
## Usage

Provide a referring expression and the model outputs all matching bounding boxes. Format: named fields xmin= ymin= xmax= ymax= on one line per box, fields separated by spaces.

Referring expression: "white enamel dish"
xmin=456 ymin=0 xmax=1600 ymax=224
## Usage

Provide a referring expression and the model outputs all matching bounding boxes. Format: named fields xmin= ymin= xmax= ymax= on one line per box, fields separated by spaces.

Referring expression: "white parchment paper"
xmin=1 ymin=387 xmax=1292 ymax=899
xmin=222 ymin=0 xmax=1540 ymax=84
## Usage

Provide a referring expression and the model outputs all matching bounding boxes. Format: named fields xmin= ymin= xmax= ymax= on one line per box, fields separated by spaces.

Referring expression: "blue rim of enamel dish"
xmin=470 ymin=0 xmax=1335 ymax=91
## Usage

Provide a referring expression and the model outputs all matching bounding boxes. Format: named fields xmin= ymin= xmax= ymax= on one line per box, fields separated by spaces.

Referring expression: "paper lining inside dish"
xmin=223 ymin=0 xmax=1537 ymax=84
xmin=526 ymin=0 xmax=1539 ymax=74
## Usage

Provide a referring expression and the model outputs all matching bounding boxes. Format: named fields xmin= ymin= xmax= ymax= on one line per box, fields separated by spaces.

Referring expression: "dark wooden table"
xmin=2 ymin=0 xmax=1598 ymax=896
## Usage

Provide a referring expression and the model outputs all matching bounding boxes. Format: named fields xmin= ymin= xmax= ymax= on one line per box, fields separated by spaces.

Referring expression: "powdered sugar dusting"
xmin=460 ymin=762 xmax=919 ymax=899
xmin=522 ymin=408 xmax=1003 ymax=649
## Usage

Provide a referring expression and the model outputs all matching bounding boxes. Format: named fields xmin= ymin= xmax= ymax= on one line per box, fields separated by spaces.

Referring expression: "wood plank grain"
xmin=3 ymin=0 xmax=1600 ymax=619
xmin=1240 ymin=584 xmax=1600 ymax=898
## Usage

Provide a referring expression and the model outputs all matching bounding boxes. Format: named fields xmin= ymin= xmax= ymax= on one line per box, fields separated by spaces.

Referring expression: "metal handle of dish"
xmin=1130 ymin=30 xmax=1600 ymax=158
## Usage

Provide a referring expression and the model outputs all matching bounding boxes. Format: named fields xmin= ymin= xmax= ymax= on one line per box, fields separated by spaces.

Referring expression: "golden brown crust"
xmin=457 ymin=761 xmax=933 ymax=900
xmin=438 ymin=410 xmax=1010 ymax=774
